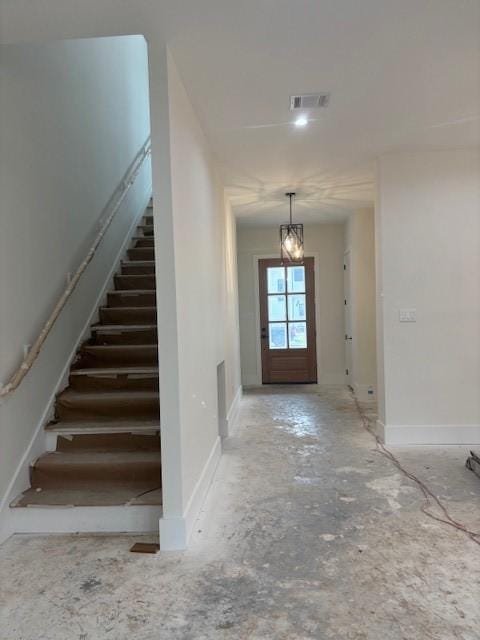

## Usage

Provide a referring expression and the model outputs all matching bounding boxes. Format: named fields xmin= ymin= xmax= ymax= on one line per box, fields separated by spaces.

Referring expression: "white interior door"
xmin=344 ymin=251 xmax=353 ymax=385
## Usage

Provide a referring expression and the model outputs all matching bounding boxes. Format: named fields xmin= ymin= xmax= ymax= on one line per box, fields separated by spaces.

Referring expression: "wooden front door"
xmin=259 ymin=258 xmax=317 ymax=383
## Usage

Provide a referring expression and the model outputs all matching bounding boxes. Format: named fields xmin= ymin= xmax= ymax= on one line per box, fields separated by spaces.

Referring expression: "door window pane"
xmin=267 ymin=267 xmax=285 ymax=293
xmin=288 ymin=322 xmax=307 ymax=348
xmin=287 ymin=294 xmax=306 ymax=321
xmin=287 ymin=266 xmax=305 ymax=293
xmin=268 ymin=295 xmax=286 ymax=321
xmin=269 ymin=323 xmax=287 ymax=349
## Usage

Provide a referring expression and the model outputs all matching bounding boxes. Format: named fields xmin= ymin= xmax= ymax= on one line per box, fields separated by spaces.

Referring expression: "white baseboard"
xmin=383 ymin=423 xmax=480 ymax=446
xmin=375 ymin=420 xmax=386 ymax=442
xmin=159 ymin=435 xmax=222 ymax=551
xmin=0 ymin=184 xmax=152 ymax=545
xmin=353 ymin=383 xmax=377 ymax=402
xmin=226 ymin=385 xmax=243 ymax=436
xmin=242 ymin=373 xmax=347 ymax=389
xmin=10 ymin=505 xmax=161 ymax=534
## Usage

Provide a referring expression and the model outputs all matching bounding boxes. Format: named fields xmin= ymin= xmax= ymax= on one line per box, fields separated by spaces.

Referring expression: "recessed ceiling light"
xmin=294 ymin=115 xmax=308 ymax=127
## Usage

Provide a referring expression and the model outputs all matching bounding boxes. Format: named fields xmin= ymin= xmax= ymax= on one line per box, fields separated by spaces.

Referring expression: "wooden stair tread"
xmin=59 ymin=390 xmax=159 ymax=400
xmin=115 ymin=273 xmax=155 ymax=278
xmin=81 ymin=344 xmax=157 ymax=351
xmin=12 ymin=486 xmax=162 ymax=507
xmin=35 ymin=449 xmax=161 ymax=463
xmin=71 ymin=366 xmax=158 ymax=375
xmin=110 ymin=289 xmax=156 ymax=294
xmin=45 ymin=419 xmax=160 ymax=433
xmin=92 ymin=324 xmax=157 ymax=331
xmin=100 ymin=306 xmax=157 ymax=311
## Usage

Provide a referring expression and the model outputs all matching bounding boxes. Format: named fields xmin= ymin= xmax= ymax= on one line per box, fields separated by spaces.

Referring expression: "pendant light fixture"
xmin=280 ymin=192 xmax=304 ymax=264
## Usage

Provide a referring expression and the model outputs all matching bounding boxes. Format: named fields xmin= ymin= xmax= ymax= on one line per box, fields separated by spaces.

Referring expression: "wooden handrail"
xmin=0 ymin=137 xmax=152 ymax=399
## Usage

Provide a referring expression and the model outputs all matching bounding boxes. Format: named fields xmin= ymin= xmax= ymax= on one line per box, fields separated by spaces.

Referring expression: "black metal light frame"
xmin=280 ymin=192 xmax=304 ymax=264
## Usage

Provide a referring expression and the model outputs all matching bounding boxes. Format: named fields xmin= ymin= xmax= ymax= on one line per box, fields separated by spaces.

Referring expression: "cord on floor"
xmin=350 ymin=390 xmax=480 ymax=548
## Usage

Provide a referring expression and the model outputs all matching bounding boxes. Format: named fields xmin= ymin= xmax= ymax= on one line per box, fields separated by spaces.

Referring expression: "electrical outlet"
xmin=399 ymin=308 xmax=416 ymax=322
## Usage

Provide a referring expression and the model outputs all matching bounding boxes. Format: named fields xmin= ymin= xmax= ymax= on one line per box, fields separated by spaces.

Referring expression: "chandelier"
xmin=280 ymin=192 xmax=304 ymax=264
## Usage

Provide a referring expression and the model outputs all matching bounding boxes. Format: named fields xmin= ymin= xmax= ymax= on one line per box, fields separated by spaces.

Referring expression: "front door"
xmin=259 ymin=258 xmax=317 ymax=383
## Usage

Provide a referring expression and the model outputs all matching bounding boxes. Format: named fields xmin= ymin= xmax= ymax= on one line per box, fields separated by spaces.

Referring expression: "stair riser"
xmin=107 ymin=292 xmax=156 ymax=307
xmin=128 ymin=248 xmax=155 ymax=261
xmin=100 ymin=308 xmax=157 ymax=325
xmin=121 ymin=264 xmax=155 ymax=276
xmin=56 ymin=433 xmax=160 ymax=452
xmin=144 ymin=216 xmax=153 ymax=225
xmin=69 ymin=374 xmax=159 ymax=392
xmin=56 ymin=398 xmax=160 ymax=422
xmin=114 ymin=275 xmax=156 ymax=290
xmin=92 ymin=328 xmax=157 ymax=345
xmin=136 ymin=227 xmax=154 ymax=237
xmin=31 ymin=458 xmax=161 ymax=489
xmin=76 ymin=347 xmax=158 ymax=368
xmin=134 ymin=238 xmax=155 ymax=248
xmin=10 ymin=506 xmax=162 ymax=533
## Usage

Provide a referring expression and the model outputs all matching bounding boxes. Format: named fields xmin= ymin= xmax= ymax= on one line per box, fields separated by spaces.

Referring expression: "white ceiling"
xmin=163 ymin=0 xmax=480 ymax=225
xmin=1 ymin=0 xmax=479 ymax=226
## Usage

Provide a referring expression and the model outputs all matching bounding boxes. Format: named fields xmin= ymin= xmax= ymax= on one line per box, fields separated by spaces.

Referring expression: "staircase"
xmin=10 ymin=203 xmax=162 ymax=533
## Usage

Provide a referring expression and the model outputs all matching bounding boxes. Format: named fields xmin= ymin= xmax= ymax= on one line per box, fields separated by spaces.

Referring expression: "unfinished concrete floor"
xmin=1 ymin=386 xmax=479 ymax=640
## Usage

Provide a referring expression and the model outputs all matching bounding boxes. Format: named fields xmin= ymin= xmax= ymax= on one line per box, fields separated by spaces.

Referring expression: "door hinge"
xmin=344 ymin=264 xmax=346 ymax=270
xmin=344 ymin=299 xmax=347 ymax=305
xmin=346 ymin=368 xmax=349 ymax=375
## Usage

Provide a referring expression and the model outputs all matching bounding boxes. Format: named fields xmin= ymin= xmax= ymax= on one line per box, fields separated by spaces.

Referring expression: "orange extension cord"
xmin=351 ymin=390 xmax=480 ymax=548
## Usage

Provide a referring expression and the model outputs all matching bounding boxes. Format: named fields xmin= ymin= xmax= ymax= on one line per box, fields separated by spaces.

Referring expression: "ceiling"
xmin=160 ymin=0 xmax=480 ymax=225
xmin=2 ymin=0 xmax=479 ymax=226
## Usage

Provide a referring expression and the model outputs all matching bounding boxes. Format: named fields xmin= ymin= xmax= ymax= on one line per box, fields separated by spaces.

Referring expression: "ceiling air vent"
xmin=290 ymin=93 xmax=330 ymax=111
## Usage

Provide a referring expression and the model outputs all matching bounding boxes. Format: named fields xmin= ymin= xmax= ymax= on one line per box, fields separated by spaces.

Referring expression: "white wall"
xmin=376 ymin=149 xmax=480 ymax=444
xmin=237 ymin=224 xmax=346 ymax=386
xmin=223 ymin=197 xmax=242 ymax=414
xmin=345 ymin=208 xmax=377 ymax=401
xmin=0 ymin=35 xmax=152 ymax=535
xmin=155 ymin=52 xmax=241 ymax=548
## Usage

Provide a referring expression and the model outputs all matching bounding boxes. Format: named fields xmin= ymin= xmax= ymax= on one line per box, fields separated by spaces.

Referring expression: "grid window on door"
xmin=267 ymin=266 xmax=307 ymax=349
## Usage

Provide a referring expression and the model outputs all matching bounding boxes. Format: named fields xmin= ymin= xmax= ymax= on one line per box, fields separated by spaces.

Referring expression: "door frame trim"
xmin=343 ymin=248 xmax=353 ymax=386
xmin=252 ymin=252 xmax=321 ymax=386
